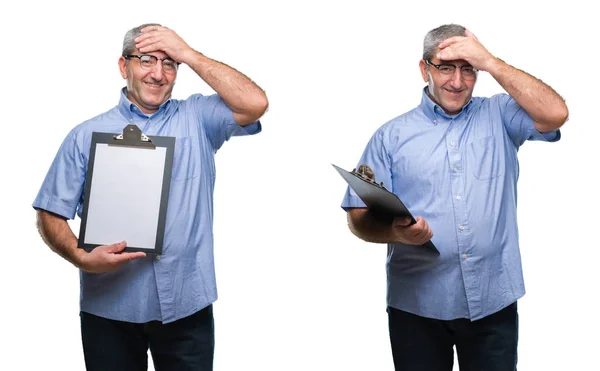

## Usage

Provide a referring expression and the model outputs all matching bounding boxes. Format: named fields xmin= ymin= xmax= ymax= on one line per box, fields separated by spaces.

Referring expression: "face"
xmin=118 ymin=49 xmax=177 ymax=114
xmin=419 ymin=55 xmax=476 ymax=115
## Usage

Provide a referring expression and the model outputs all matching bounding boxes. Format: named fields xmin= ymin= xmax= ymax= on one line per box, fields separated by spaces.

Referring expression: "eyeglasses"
xmin=425 ymin=60 xmax=477 ymax=80
xmin=125 ymin=55 xmax=180 ymax=73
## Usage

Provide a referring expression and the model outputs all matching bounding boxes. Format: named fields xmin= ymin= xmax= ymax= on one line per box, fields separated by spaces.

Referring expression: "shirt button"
xmin=450 ymin=141 xmax=456 ymax=146
xmin=453 ymin=168 xmax=458 ymax=173
xmin=156 ymin=255 xmax=161 ymax=260
xmin=456 ymin=196 xmax=461 ymax=200
xmin=462 ymin=254 xmax=468 ymax=259
xmin=459 ymin=226 xmax=465 ymax=231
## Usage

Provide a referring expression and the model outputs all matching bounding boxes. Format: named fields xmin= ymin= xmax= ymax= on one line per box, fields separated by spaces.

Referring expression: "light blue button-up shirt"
xmin=342 ymin=88 xmax=559 ymax=321
xmin=34 ymin=88 xmax=260 ymax=323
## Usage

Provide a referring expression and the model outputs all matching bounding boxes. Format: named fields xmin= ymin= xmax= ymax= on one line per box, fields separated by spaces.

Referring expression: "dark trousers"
xmin=388 ymin=302 xmax=518 ymax=371
xmin=80 ymin=305 xmax=214 ymax=371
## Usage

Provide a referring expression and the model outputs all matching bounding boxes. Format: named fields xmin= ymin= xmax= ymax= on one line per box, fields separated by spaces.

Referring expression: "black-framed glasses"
xmin=125 ymin=55 xmax=180 ymax=73
xmin=425 ymin=60 xmax=477 ymax=80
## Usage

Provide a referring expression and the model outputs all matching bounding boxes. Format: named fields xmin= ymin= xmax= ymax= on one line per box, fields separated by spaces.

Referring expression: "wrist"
xmin=71 ymin=247 xmax=89 ymax=270
xmin=180 ymin=48 xmax=203 ymax=66
xmin=482 ymin=55 xmax=505 ymax=74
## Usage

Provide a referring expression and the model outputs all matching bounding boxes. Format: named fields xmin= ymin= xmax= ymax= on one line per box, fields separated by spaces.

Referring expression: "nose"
xmin=149 ymin=61 xmax=165 ymax=80
xmin=449 ymin=68 xmax=463 ymax=89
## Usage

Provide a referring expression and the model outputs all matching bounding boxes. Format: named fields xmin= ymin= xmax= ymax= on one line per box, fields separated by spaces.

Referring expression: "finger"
xmin=137 ymin=37 xmax=169 ymax=50
xmin=113 ymin=252 xmax=146 ymax=264
xmin=124 ymin=252 xmax=146 ymax=260
xmin=135 ymin=30 xmax=170 ymax=45
xmin=393 ymin=217 xmax=412 ymax=228
xmin=106 ymin=241 xmax=127 ymax=253
xmin=438 ymin=36 xmax=465 ymax=49
xmin=414 ymin=216 xmax=428 ymax=228
xmin=135 ymin=35 xmax=158 ymax=47
xmin=414 ymin=227 xmax=430 ymax=242
xmin=465 ymin=29 xmax=479 ymax=40
xmin=412 ymin=217 xmax=430 ymax=236
xmin=436 ymin=48 xmax=458 ymax=61
xmin=137 ymin=41 xmax=163 ymax=54
xmin=413 ymin=227 xmax=432 ymax=245
xmin=140 ymin=25 xmax=165 ymax=33
xmin=422 ymin=226 xmax=433 ymax=241
xmin=135 ymin=32 xmax=152 ymax=42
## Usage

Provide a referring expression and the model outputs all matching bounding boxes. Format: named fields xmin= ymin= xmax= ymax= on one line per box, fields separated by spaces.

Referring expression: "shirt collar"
xmin=117 ymin=87 xmax=172 ymax=119
xmin=419 ymin=86 xmax=473 ymax=124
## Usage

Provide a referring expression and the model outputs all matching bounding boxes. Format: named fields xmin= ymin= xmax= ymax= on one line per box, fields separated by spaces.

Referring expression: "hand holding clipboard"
xmin=334 ymin=164 xmax=439 ymax=255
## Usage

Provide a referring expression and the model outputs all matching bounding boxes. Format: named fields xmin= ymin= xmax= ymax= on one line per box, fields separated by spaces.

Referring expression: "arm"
xmin=135 ymin=26 xmax=269 ymax=126
xmin=437 ymin=30 xmax=569 ymax=133
xmin=347 ymin=208 xmax=433 ymax=245
xmin=36 ymin=209 xmax=86 ymax=268
xmin=36 ymin=209 xmax=145 ymax=273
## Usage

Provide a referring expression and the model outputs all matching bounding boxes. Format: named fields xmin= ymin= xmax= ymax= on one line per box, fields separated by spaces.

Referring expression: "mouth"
xmin=144 ymin=81 xmax=164 ymax=89
xmin=444 ymin=88 xmax=463 ymax=96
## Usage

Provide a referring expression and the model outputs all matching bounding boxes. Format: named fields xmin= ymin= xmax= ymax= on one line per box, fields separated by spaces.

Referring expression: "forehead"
xmin=132 ymin=49 xmax=170 ymax=59
xmin=432 ymin=58 xmax=472 ymax=67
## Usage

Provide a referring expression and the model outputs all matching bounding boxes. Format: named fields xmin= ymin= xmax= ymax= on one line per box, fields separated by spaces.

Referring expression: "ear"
xmin=419 ymin=60 xmax=428 ymax=82
xmin=118 ymin=56 xmax=128 ymax=79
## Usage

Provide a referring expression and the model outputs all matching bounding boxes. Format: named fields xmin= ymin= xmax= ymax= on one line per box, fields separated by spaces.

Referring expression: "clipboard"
xmin=333 ymin=164 xmax=439 ymax=255
xmin=78 ymin=124 xmax=175 ymax=255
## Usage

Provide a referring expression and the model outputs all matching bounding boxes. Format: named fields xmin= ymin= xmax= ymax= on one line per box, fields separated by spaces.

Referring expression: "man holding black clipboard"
xmin=341 ymin=24 xmax=568 ymax=371
xmin=33 ymin=23 xmax=267 ymax=371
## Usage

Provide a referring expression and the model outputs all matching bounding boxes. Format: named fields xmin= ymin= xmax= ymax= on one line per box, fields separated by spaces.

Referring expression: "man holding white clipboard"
xmin=33 ymin=23 xmax=268 ymax=371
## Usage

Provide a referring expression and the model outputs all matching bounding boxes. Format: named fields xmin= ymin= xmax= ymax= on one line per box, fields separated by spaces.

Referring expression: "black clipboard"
xmin=333 ymin=164 xmax=439 ymax=255
xmin=78 ymin=125 xmax=175 ymax=255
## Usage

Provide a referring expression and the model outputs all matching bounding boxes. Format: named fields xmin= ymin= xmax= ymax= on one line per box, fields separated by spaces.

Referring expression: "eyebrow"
xmin=438 ymin=61 xmax=473 ymax=68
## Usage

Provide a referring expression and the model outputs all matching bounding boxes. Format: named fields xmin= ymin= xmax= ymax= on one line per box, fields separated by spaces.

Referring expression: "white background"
xmin=1 ymin=0 xmax=598 ymax=370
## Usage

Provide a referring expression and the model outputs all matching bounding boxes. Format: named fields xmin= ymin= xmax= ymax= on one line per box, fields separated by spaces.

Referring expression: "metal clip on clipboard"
xmin=110 ymin=124 xmax=156 ymax=149
xmin=351 ymin=164 xmax=387 ymax=190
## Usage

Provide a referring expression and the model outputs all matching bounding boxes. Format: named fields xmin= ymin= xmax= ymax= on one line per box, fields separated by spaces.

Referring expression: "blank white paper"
xmin=84 ymin=143 xmax=167 ymax=249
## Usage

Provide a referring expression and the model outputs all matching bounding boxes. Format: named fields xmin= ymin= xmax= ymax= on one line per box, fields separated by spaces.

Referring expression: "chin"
xmin=443 ymin=100 xmax=467 ymax=113
xmin=142 ymin=96 xmax=165 ymax=106
xmin=440 ymin=104 xmax=460 ymax=114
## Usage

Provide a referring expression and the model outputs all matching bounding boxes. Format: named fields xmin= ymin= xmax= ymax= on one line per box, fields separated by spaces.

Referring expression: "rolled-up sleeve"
xmin=496 ymin=93 xmax=561 ymax=147
xmin=192 ymin=94 xmax=262 ymax=152
xmin=341 ymin=128 xmax=393 ymax=210
xmin=32 ymin=129 xmax=86 ymax=219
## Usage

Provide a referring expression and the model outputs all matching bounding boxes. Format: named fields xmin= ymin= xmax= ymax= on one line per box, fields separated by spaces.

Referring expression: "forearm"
xmin=486 ymin=58 xmax=568 ymax=132
xmin=184 ymin=50 xmax=268 ymax=124
xmin=36 ymin=209 xmax=85 ymax=268
xmin=347 ymin=209 xmax=395 ymax=244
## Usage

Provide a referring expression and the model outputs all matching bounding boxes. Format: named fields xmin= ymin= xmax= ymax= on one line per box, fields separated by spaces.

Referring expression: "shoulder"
xmin=472 ymin=93 xmax=514 ymax=110
xmin=372 ymin=106 xmax=425 ymax=146
xmin=66 ymin=105 xmax=123 ymax=149
xmin=374 ymin=106 xmax=420 ymax=133
xmin=179 ymin=93 xmax=221 ymax=106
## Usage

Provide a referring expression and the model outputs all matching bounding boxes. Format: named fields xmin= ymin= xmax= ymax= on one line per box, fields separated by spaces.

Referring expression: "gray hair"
xmin=423 ymin=24 xmax=466 ymax=61
xmin=122 ymin=23 xmax=162 ymax=56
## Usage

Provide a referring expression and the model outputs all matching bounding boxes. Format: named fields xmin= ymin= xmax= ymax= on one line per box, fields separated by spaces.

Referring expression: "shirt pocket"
xmin=171 ymin=137 xmax=199 ymax=181
xmin=469 ymin=136 xmax=504 ymax=180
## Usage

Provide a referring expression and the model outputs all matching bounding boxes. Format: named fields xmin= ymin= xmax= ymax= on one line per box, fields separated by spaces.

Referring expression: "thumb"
xmin=106 ymin=241 xmax=127 ymax=253
xmin=393 ymin=217 xmax=412 ymax=227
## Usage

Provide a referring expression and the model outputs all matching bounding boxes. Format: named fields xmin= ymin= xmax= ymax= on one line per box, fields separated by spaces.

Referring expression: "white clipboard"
xmin=78 ymin=125 xmax=175 ymax=255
